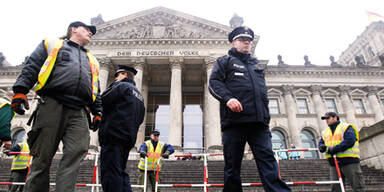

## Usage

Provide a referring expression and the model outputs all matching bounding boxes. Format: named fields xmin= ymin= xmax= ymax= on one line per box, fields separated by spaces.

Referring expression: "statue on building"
xmin=229 ymin=14 xmax=244 ymax=28
xmin=304 ymin=55 xmax=316 ymax=67
xmin=329 ymin=55 xmax=342 ymax=68
xmin=354 ymin=55 xmax=368 ymax=68
xmin=91 ymin=14 xmax=105 ymax=25
xmin=379 ymin=54 xmax=384 ymax=68
xmin=0 ymin=52 xmax=5 ymax=67
xmin=277 ymin=54 xmax=289 ymax=67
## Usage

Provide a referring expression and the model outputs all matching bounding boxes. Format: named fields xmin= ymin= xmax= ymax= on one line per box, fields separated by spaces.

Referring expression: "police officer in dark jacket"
xmin=99 ymin=65 xmax=145 ymax=192
xmin=209 ymin=26 xmax=291 ymax=192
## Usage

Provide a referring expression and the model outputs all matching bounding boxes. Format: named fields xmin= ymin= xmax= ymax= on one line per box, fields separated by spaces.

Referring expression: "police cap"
xmin=114 ymin=65 xmax=138 ymax=77
xmin=228 ymin=26 xmax=254 ymax=43
xmin=321 ymin=112 xmax=338 ymax=120
xmin=152 ymin=129 xmax=160 ymax=136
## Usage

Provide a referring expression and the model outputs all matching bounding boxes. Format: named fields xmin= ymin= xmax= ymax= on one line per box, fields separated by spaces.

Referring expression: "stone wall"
xmin=359 ymin=120 xmax=384 ymax=170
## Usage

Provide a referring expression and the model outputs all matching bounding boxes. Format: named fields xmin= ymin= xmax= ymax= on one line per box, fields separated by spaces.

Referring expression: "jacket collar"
xmin=228 ymin=47 xmax=250 ymax=62
xmin=120 ymin=77 xmax=136 ymax=86
xmin=66 ymin=40 xmax=88 ymax=51
xmin=329 ymin=121 xmax=340 ymax=133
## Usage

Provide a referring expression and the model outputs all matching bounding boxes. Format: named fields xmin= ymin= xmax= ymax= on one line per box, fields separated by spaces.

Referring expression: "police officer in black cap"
xmin=209 ymin=26 xmax=291 ymax=192
xmin=99 ymin=65 xmax=145 ymax=192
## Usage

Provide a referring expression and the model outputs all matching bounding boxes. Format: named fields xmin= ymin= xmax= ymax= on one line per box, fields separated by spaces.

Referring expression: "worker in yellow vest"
xmin=11 ymin=21 xmax=102 ymax=192
xmin=5 ymin=142 xmax=31 ymax=192
xmin=137 ymin=129 xmax=174 ymax=192
xmin=0 ymin=92 xmax=14 ymax=149
xmin=318 ymin=112 xmax=365 ymax=192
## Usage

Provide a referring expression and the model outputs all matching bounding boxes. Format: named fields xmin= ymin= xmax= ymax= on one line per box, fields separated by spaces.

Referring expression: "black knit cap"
xmin=228 ymin=26 xmax=254 ymax=42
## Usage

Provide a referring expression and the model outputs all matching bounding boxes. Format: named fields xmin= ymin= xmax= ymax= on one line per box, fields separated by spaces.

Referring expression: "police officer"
xmin=99 ymin=65 xmax=145 ymax=192
xmin=209 ymin=26 xmax=291 ymax=192
xmin=318 ymin=112 xmax=365 ymax=192
xmin=5 ymin=142 xmax=31 ymax=192
xmin=0 ymin=92 xmax=14 ymax=149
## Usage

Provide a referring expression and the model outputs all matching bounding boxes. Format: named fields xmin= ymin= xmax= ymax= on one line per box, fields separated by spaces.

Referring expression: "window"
xmin=368 ymin=46 xmax=375 ymax=57
xmin=297 ymin=98 xmax=309 ymax=114
xmin=360 ymin=55 xmax=366 ymax=64
xmin=353 ymin=99 xmax=366 ymax=114
xmin=271 ymin=130 xmax=287 ymax=150
xmin=268 ymin=98 xmax=280 ymax=114
xmin=325 ymin=98 xmax=338 ymax=113
xmin=381 ymin=99 xmax=384 ymax=109
xmin=301 ymin=130 xmax=319 ymax=159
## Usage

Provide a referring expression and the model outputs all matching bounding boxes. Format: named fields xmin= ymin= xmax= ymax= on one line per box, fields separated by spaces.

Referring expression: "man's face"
xmin=325 ymin=116 xmax=338 ymax=125
xmin=150 ymin=134 xmax=159 ymax=141
xmin=71 ymin=26 xmax=92 ymax=46
xmin=114 ymin=72 xmax=128 ymax=82
xmin=232 ymin=37 xmax=252 ymax=54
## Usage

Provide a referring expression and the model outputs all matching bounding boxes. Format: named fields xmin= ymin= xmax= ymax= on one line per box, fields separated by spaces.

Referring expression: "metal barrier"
xmin=0 ymin=148 xmax=345 ymax=192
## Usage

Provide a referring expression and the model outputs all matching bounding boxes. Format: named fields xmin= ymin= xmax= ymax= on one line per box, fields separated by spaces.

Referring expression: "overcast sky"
xmin=1 ymin=0 xmax=383 ymax=66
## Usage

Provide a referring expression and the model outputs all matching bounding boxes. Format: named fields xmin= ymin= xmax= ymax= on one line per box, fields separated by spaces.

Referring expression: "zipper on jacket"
xmin=74 ymin=47 xmax=82 ymax=96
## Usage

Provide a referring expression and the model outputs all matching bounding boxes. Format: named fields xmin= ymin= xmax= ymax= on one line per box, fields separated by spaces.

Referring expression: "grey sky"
xmin=1 ymin=0 xmax=383 ymax=66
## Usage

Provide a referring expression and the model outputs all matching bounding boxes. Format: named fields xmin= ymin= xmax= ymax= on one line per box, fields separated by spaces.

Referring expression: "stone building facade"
xmin=1 ymin=7 xmax=384 ymax=158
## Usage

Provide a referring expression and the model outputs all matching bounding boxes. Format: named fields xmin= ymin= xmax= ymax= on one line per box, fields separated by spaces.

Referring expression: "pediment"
xmin=93 ymin=7 xmax=233 ymax=40
xmin=268 ymin=88 xmax=283 ymax=96
xmin=378 ymin=89 xmax=384 ymax=96
xmin=350 ymin=88 xmax=367 ymax=96
xmin=293 ymin=88 xmax=311 ymax=96
xmin=322 ymin=88 xmax=339 ymax=96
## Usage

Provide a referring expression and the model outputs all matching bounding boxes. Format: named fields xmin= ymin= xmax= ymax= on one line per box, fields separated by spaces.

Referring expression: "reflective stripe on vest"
xmin=34 ymin=38 xmax=100 ymax=102
xmin=11 ymin=143 xmax=31 ymax=170
xmin=138 ymin=140 xmax=165 ymax=171
xmin=322 ymin=122 xmax=360 ymax=159
xmin=0 ymin=98 xmax=15 ymax=120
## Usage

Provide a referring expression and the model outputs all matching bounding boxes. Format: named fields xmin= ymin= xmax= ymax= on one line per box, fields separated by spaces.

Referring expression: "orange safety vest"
xmin=34 ymin=38 xmax=99 ymax=102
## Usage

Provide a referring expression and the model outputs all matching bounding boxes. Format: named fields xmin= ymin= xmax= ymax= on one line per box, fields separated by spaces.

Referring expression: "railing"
xmin=0 ymin=148 xmax=345 ymax=192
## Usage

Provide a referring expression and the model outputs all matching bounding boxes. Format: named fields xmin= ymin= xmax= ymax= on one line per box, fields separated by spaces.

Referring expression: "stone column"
xmin=311 ymin=85 xmax=327 ymax=132
xmin=339 ymin=86 xmax=357 ymax=126
xmin=204 ymin=58 xmax=222 ymax=151
xmin=283 ymin=85 xmax=302 ymax=147
xmin=97 ymin=57 xmax=112 ymax=92
xmin=367 ymin=86 xmax=384 ymax=122
xmin=168 ymin=57 xmax=183 ymax=151
xmin=133 ymin=59 xmax=147 ymax=150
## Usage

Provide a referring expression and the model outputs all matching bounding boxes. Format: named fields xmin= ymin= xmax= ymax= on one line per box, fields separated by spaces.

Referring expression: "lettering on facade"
xmin=115 ymin=50 xmax=200 ymax=57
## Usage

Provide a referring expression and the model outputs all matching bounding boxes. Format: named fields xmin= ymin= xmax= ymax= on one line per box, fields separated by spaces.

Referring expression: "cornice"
xmin=88 ymin=39 xmax=229 ymax=47
xmin=265 ymin=66 xmax=384 ymax=77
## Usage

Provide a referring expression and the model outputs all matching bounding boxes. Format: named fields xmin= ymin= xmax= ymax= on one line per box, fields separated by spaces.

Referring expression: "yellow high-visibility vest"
xmin=11 ymin=142 xmax=31 ymax=170
xmin=322 ymin=122 xmax=360 ymax=159
xmin=138 ymin=140 xmax=165 ymax=171
xmin=34 ymin=38 xmax=99 ymax=102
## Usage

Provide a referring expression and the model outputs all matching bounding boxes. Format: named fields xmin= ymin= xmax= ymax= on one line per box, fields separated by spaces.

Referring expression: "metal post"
xmin=91 ymin=153 xmax=99 ymax=192
xmin=203 ymin=154 xmax=209 ymax=192
xmin=144 ymin=157 xmax=148 ymax=192
xmin=333 ymin=156 xmax=345 ymax=192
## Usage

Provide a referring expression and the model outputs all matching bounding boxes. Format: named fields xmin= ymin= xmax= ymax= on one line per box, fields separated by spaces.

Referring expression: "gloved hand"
xmin=90 ymin=114 xmax=101 ymax=132
xmin=11 ymin=93 xmax=29 ymax=115
xmin=3 ymin=150 xmax=11 ymax=156
xmin=140 ymin=151 xmax=147 ymax=158
xmin=327 ymin=146 xmax=337 ymax=155
xmin=162 ymin=151 xmax=170 ymax=159
xmin=319 ymin=145 xmax=327 ymax=153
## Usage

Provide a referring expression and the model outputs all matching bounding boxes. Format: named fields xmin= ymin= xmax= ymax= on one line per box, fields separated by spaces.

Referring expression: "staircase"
xmin=0 ymin=158 xmax=383 ymax=191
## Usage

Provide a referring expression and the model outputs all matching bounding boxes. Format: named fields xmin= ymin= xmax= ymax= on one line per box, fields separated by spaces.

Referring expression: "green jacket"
xmin=0 ymin=98 xmax=14 ymax=141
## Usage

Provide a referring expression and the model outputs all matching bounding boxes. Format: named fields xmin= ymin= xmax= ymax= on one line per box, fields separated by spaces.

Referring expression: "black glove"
xmin=162 ymin=151 xmax=170 ymax=159
xmin=140 ymin=151 xmax=147 ymax=158
xmin=3 ymin=150 xmax=11 ymax=156
xmin=327 ymin=146 xmax=337 ymax=155
xmin=319 ymin=145 xmax=327 ymax=153
xmin=90 ymin=114 xmax=101 ymax=132
xmin=11 ymin=93 xmax=29 ymax=115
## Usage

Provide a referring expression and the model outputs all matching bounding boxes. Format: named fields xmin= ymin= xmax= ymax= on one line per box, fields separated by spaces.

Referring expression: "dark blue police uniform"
xmin=99 ymin=66 xmax=145 ymax=192
xmin=209 ymin=26 xmax=291 ymax=192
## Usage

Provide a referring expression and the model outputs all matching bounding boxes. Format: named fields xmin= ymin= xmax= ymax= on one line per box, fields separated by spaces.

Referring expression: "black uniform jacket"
xmin=12 ymin=40 xmax=102 ymax=114
xmin=209 ymin=48 xmax=270 ymax=129
xmin=99 ymin=78 xmax=145 ymax=147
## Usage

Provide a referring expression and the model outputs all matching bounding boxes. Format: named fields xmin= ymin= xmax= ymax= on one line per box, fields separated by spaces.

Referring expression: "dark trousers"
xmin=330 ymin=163 xmax=365 ymax=192
xmin=222 ymin=123 xmax=291 ymax=192
xmin=24 ymin=97 xmax=90 ymax=192
xmin=100 ymin=143 xmax=132 ymax=192
xmin=138 ymin=170 xmax=159 ymax=192
xmin=8 ymin=169 xmax=28 ymax=192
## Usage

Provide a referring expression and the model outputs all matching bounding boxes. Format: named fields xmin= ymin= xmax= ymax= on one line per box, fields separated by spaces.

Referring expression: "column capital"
xmin=204 ymin=57 xmax=216 ymax=70
xmin=338 ymin=85 xmax=351 ymax=96
xmin=282 ymin=85 xmax=294 ymax=96
xmin=97 ymin=57 xmax=112 ymax=68
xmin=310 ymin=85 xmax=322 ymax=95
xmin=169 ymin=57 xmax=184 ymax=70
xmin=367 ymin=86 xmax=378 ymax=96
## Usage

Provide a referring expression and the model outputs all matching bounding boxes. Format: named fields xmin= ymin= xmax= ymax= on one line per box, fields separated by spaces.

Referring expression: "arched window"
xmin=11 ymin=128 xmax=26 ymax=147
xmin=271 ymin=130 xmax=287 ymax=150
xmin=301 ymin=130 xmax=319 ymax=159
